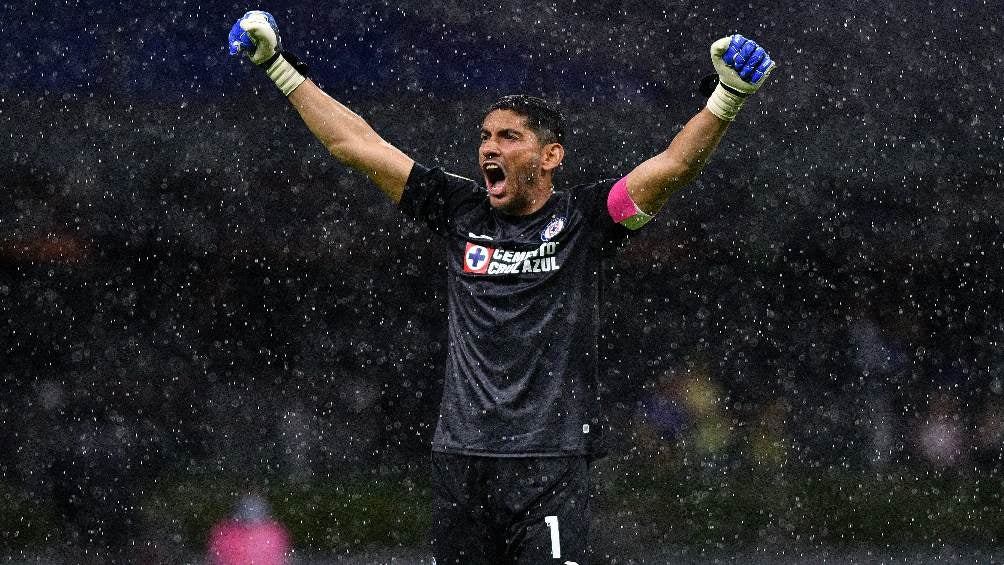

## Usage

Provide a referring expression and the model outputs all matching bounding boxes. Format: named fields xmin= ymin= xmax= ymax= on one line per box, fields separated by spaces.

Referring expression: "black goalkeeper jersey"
xmin=400 ymin=163 xmax=632 ymax=456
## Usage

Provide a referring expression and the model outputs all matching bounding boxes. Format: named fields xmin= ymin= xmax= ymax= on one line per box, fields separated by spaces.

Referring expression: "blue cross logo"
xmin=468 ymin=247 xmax=487 ymax=268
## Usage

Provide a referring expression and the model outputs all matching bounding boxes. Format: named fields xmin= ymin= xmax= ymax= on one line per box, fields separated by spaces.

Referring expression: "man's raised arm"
xmin=229 ymin=11 xmax=414 ymax=203
xmin=613 ymin=35 xmax=776 ymax=229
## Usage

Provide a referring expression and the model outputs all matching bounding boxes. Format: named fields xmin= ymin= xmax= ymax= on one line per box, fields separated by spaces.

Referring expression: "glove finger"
xmin=746 ymin=46 xmax=766 ymax=70
xmin=724 ymin=34 xmax=747 ymax=65
xmin=228 ymin=21 xmax=246 ymax=55
xmin=239 ymin=11 xmax=278 ymax=35
xmin=228 ymin=20 xmax=242 ymax=42
xmin=750 ymin=55 xmax=775 ymax=84
xmin=240 ymin=19 xmax=272 ymax=38
xmin=759 ymin=57 xmax=776 ymax=84
xmin=723 ymin=45 xmax=736 ymax=65
xmin=244 ymin=10 xmax=278 ymax=27
xmin=758 ymin=54 xmax=774 ymax=75
xmin=710 ymin=36 xmax=732 ymax=56
xmin=739 ymin=47 xmax=766 ymax=81
xmin=735 ymin=41 xmax=757 ymax=68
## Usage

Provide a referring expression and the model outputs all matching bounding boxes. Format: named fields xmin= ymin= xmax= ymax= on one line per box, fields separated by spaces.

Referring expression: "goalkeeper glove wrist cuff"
xmin=706 ymin=82 xmax=748 ymax=122
xmin=262 ymin=52 xmax=307 ymax=97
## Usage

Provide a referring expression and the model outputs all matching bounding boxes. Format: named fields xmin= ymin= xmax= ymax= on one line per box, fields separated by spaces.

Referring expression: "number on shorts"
xmin=544 ymin=515 xmax=561 ymax=559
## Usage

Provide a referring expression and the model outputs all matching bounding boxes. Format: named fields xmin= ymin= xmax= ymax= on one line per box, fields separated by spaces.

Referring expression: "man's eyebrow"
xmin=479 ymin=127 xmax=521 ymax=136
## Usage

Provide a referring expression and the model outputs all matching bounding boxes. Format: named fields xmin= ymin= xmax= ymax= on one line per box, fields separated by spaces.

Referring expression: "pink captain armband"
xmin=607 ymin=177 xmax=653 ymax=230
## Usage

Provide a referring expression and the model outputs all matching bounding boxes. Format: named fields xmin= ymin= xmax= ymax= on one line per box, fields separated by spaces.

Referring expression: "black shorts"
xmin=430 ymin=452 xmax=591 ymax=565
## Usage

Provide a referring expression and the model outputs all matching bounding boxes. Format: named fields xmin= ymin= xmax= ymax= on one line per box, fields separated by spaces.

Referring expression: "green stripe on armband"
xmin=620 ymin=210 xmax=653 ymax=230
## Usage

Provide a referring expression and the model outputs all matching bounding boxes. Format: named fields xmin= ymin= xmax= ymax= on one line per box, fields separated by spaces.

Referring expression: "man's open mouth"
xmin=483 ymin=163 xmax=507 ymax=196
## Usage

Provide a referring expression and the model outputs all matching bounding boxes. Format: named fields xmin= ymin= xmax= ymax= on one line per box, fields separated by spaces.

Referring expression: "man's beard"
xmin=496 ymin=166 xmax=542 ymax=214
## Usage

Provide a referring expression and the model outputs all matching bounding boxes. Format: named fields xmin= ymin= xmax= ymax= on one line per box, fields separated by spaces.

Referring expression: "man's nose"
xmin=481 ymin=140 xmax=499 ymax=159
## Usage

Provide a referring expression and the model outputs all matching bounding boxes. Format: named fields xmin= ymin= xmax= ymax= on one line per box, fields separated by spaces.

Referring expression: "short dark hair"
xmin=483 ymin=94 xmax=565 ymax=145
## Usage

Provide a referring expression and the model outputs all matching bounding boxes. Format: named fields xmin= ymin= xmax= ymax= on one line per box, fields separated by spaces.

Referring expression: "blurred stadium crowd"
xmin=2 ymin=92 xmax=1001 ymax=553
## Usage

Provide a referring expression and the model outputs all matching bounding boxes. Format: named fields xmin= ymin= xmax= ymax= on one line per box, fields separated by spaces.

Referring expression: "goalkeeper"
xmin=229 ymin=11 xmax=774 ymax=564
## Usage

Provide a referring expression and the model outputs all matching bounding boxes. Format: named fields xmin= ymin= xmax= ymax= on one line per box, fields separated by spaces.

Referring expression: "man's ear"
xmin=541 ymin=142 xmax=565 ymax=172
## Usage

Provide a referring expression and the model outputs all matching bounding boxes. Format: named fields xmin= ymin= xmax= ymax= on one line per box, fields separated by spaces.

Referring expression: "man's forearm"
xmin=658 ymin=108 xmax=729 ymax=189
xmin=626 ymin=108 xmax=729 ymax=214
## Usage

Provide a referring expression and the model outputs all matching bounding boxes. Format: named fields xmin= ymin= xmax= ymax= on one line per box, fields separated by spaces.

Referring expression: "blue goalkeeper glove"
xmin=706 ymin=34 xmax=776 ymax=121
xmin=228 ymin=10 xmax=307 ymax=96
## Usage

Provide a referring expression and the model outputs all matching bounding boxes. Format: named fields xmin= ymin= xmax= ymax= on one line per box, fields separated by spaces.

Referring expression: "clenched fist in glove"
xmin=706 ymin=34 xmax=775 ymax=121
xmin=229 ymin=10 xmax=307 ymax=96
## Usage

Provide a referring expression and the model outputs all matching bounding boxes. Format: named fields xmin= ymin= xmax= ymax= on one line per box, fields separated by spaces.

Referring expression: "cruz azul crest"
xmin=540 ymin=216 xmax=565 ymax=242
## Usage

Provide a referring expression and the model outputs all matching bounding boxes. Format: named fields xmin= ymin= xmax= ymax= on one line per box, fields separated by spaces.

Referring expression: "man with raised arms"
xmin=229 ymin=11 xmax=774 ymax=564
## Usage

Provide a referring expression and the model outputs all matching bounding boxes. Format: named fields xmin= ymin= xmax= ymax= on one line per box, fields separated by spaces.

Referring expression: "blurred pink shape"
xmin=207 ymin=519 xmax=290 ymax=565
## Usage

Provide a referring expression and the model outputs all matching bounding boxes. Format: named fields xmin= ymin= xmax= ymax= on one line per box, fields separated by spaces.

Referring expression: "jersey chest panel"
xmin=448 ymin=196 xmax=591 ymax=286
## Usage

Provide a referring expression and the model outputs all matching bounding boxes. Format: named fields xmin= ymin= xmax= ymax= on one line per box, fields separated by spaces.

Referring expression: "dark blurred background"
xmin=1 ymin=0 xmax=1002 ymax=562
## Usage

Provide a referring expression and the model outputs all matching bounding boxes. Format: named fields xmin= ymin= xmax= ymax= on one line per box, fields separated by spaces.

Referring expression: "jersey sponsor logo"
xmin=540 ymin=216 xmax=565 ymax=241
xmin=464 ymin=243 xmax=494 ymax=273
xmin=463 ymin=241 xmax=561 ymax=276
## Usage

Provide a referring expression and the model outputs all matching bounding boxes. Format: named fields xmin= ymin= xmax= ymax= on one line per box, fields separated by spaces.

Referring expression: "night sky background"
xmin=1 ymin=0 xmax=1002 ymax=560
